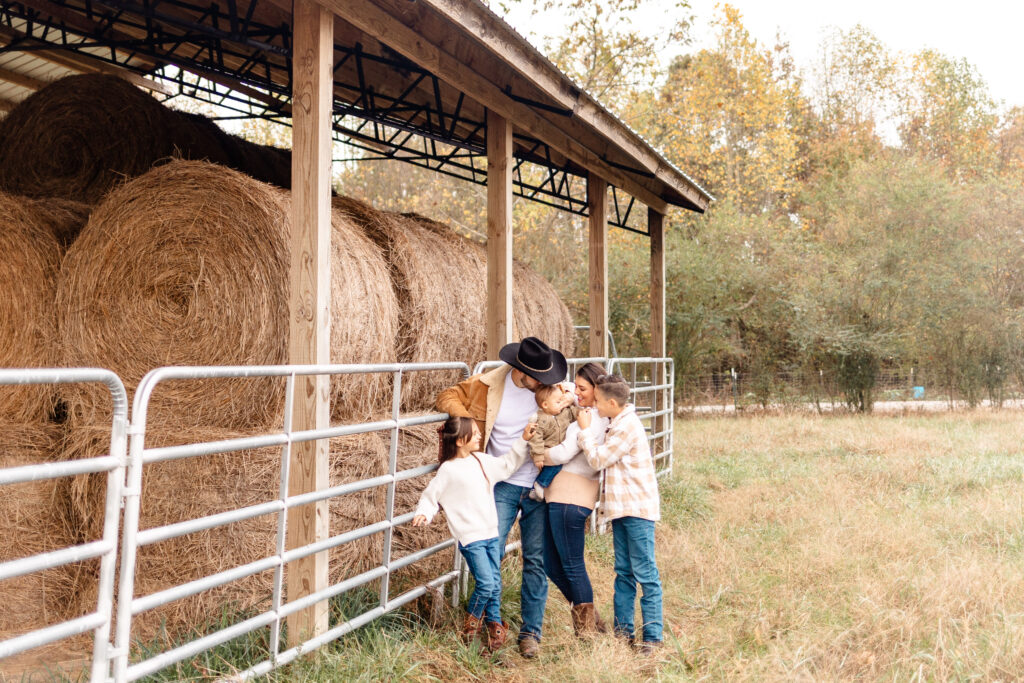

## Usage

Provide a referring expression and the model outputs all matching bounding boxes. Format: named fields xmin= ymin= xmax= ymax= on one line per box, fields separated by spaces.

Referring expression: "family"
xmin=412 ymin=336 xmax=663 ymax=658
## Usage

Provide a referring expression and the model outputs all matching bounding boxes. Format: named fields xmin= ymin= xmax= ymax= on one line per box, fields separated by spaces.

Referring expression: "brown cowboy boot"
xmin=485 ymin=620 xmax=509 ymax=654
xmin=461 ymin=612 xmax=484 ymax=646
xmin=570 ymin=603 xmax=597 ymax=637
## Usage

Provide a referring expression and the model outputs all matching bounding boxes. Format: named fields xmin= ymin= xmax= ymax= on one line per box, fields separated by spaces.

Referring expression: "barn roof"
xmin=0 ymin=0 xmax=712 ymax=232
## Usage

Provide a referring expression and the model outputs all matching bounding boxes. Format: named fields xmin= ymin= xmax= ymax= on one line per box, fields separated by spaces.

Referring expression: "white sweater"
xmin=413 ymin=438 xmax=531 ymax=545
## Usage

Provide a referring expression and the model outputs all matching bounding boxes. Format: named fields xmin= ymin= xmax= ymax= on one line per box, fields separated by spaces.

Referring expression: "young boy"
xmin=576 ymin=374 xmax=663 ymax=654
xmin=527 ymin=383 xmax=579 ymax=501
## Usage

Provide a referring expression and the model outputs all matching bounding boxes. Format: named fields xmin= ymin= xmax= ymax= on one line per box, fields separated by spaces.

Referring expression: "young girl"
xmin=412 ymin=416 xmax=531 ymax=654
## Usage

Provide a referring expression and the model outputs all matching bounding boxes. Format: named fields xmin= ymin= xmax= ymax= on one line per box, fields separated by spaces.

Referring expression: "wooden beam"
xmin=649 ymin=208 xmax=665 ymax=359
xmin=588 ymin=175 xmax=608 ymax=358
xmin=287 ymin=0 xmax=333 ymax=647
xmin=315 ymin=0 xmax=669 ymax=214
xmin=649 ymin=208 xmax=667 ymax=458
xmin=0 ymin=24 xmax=173 ymax=95
xmin=486 ymin=109 xmax=514 ymax=359
xmin=0 ymin=66 xmax=47 ymax=91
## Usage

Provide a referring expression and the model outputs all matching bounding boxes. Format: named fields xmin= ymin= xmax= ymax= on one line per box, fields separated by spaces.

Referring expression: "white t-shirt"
xmin=486 ymin=372 xmax=540 ymax=487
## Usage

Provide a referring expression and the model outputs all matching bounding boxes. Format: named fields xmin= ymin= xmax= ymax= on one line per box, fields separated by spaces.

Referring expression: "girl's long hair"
xmin=437 ymin=415 xmax=476 ymax=464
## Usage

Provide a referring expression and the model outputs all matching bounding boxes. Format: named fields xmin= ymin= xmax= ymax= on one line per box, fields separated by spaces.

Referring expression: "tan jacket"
xmin=435 ymin=364 xmax=513 ymax=451
xmin=529 ymin=405 xmax=580 ymax=459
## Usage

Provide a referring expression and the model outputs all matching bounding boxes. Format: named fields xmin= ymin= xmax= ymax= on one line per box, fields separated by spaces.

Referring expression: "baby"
xmin=527 ymin=383 xmax=579 ymax=501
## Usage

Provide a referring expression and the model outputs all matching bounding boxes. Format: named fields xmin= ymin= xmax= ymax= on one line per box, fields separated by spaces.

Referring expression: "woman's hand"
xmin=412 ymin=515 xmax=428 ymax=527
xmin=577 ymin=407 xmax=592 ymax=429
xmin=522 ymin=422 xmax=537 ymax=441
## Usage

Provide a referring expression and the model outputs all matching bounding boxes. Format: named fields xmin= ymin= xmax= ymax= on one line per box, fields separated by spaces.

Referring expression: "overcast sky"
xmin=501 ymin=0 xmax=1024 ymax=110
xmin=689 ymin=0 xmax=1023 ymax=109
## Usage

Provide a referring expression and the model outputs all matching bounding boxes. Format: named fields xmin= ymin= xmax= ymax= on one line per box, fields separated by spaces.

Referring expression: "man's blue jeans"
xmin=494 ymin=481 xmax=549 ymax=642
xmin=611 ymin=516 xmax=663 ymax=643
xmin=458 ymin=537 xmax=503 ymax=624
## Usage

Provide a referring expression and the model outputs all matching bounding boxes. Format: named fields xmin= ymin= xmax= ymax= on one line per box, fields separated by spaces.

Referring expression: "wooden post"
xmin=588 ymin=176 xmax=608 ymax=358
xmin=649 ymin=208 xmax=666 ymax=359
xmin=486 ymin=109 xmax=514 ymax=359
xmin=287 ymin=0 xmax=332 ymax=646
xmin=649 ymin=208 xmax=667 ymax=459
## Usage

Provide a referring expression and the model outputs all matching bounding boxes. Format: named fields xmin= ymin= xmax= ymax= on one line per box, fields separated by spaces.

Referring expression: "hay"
xmin=0 ymin=74 xmax=291 ymax=209
xmin=0 ymin=192 xmax=88 ymax=425
xmin=56 ymin=160 xmax=398 ymax=429
xmin=334 ymin=200 xmax=486 ymax=411
xmin=511 ymin=258 xmax=576 ymax=358
xmin=62 ymin=421 xmax=444 ymax=640
xmin=0 ymin=423 xmax=80 ymax=643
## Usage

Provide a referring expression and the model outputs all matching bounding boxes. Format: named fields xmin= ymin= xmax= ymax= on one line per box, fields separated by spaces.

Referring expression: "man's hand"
xmin=522 ymin=422 xmax=537 ymax=441
xmin=577 ymin=407 xmax=592 ymax=429
xmin=412 ymin=515 xmax=428 ymax=527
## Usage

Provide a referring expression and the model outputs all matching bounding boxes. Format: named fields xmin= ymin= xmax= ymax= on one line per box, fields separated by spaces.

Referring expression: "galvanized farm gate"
xmin=0 ymin=357 xmax=674 ymax=681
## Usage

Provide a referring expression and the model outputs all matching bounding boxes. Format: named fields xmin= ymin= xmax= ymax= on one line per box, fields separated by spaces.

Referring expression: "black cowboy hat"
xmin=499 ymin=336 xmax=568 ymax=385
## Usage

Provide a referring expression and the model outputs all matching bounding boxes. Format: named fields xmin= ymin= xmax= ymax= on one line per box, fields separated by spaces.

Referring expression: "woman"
xmin=537 ymin=362 xmax=611 ymax=635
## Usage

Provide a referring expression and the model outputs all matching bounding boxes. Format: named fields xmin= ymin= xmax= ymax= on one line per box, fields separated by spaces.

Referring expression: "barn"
xmin=0 ymin=0 xmax=712 ymax=677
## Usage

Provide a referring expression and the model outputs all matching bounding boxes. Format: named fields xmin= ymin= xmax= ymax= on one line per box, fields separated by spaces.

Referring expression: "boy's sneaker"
xmin=636 ymin=641 xmax=663 ymax=656
xmin=529 ymin=483 xmax=546 ymax=501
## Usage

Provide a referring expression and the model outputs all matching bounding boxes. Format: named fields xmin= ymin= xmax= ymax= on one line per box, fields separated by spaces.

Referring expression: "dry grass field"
xmin=21 ymin=410 xmax=1024 ymax=681
xmin=258 ymin=410 xmax=1024 ymax=681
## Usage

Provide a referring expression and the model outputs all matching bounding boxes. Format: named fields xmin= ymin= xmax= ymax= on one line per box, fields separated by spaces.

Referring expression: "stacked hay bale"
xmin=0 ymin=75 xmax=290 ymax=235
xmin=0 ymin=192 xmax=90 ymax=648
xmin=56 ymin=160 xmax=397 ymax=428
xmin=403 ymin=211 xmax=574 ymax=359
xmin=337 ymin=201 xmax=575 ymax=413
xmin=54 ymin=160 xmax=400 ymax=638
xmin=335 ymin=199 xmax=487 ymax=411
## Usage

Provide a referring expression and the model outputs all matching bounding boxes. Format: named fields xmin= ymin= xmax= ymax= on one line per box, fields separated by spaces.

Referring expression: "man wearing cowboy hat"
xmin=437 ymin=336 xmax=568 ymax=658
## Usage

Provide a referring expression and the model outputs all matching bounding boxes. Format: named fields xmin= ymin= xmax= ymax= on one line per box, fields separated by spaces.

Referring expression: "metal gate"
xmin=111 ymin=362 xmax=470 ymax=681
xmin=0 ymin=357 xmax=675 ymax=681
xmin=0 ymin=369 xmax=127 ymax=682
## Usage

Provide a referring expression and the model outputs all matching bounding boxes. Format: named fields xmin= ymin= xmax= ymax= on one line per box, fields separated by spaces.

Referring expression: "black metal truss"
xmin=0 ymin=0 xmax=653 ymax=231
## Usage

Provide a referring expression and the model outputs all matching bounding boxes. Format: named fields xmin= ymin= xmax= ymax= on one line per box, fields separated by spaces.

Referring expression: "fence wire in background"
xmin=682 ymin=367 xmax=1024 ymax=412
xmin=0 ymin=369 xmax=127 ymax=681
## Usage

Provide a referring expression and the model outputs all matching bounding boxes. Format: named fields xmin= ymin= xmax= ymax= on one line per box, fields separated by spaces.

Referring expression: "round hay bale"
xmin=335 ymin=199 xmax=486 ymax=411
xmin=64 ymin=422 xmax=397 ymax=640
xmin=56 ymin=160 xmax=398 ymax=429
xmin=0 ymin=423 xmax=83 ymax=651
xmin=0 ymin=192 xmax=86 ymax=425
xmin=0 ymin=75 xmax=179 ymax=203
xmin=399 ymin=211 xmax=575 ymax=367
xmin=511 ymin=258 xmax=576 ymax=359
xmin=0 ymin=74 xmax=291 ymax=207
xmin=25 ymin=196 xmax=93 ymax=248
xmin=224 ymin=136 xmax=292 ymax=189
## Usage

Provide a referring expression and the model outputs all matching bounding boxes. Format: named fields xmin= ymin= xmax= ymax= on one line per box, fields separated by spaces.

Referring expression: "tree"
xmin=898 ymin=50 xmax=998 ymax=180
xmin=643 ymin=4 xmax=804 ymax=214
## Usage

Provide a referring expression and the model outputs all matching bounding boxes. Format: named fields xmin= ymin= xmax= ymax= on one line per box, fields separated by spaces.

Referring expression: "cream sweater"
xmin=413 ymin=438 xmax=531 ymax=545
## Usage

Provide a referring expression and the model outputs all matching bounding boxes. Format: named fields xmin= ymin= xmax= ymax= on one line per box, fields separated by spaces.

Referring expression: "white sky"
xmin=501 ymin=0 xmax=1024 ymax=110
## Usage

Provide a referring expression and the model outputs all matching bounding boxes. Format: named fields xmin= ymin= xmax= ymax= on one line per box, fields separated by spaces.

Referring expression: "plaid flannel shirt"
xmin=578 ymin=404 xmax=660 ymax=522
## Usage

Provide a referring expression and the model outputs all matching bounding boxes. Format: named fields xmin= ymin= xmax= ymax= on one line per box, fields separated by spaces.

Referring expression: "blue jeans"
xmin=494 ymin=481 xmax=549 ymax=641
xmin=459 ymin=537 xmax=503 ymax=624
xmin=534 ymin=464 xmax=563 ymax=488
xmin=543 ymin=502 xmax=593 ymax=605
xmin=611 ymin=517 xmax=663 ymax=643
